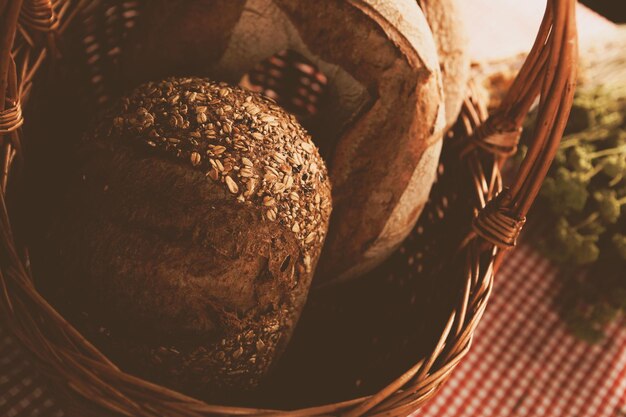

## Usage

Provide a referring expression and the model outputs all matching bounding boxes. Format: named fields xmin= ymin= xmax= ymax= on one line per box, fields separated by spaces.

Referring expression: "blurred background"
xmin=581 ymin=0 xmax=626 ymax=22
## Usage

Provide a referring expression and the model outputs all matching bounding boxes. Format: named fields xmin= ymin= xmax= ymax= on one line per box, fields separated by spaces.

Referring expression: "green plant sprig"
xmin=519 ymin=86 xmax=626 ymax=342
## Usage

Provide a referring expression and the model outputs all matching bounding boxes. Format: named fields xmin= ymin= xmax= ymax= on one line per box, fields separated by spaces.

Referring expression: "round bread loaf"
xmin=50 ymin=77 xmax=332 ymax=398
xmin=418 ymin=0 xmax=471 ymax=128
xmin=121 ymin=0 xmax=445 ymax=286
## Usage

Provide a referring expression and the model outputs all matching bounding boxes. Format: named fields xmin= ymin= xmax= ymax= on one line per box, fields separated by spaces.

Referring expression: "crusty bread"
xmin=49 ymin=77 xmax=331 ymax=398
xmin=121 ymin=0 xmax=444 ymax=286
xmin=418 ymin=0 xmax=471 ymax=128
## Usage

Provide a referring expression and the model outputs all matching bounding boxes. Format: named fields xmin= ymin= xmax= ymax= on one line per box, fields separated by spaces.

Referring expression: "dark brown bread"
xmin=49 ymin=77 xmax=332 ymax=399
xmin=121 ymin=0 xmax=445 ymax=286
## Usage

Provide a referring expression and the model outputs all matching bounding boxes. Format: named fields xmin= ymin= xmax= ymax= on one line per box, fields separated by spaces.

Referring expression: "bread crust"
xmin=418 ymin=0 xmax=471 ymax=128
xmin=122 ymin=0 xmax=444 ymax=285
xmin=51 ymin=78 xmax=331 ymax=397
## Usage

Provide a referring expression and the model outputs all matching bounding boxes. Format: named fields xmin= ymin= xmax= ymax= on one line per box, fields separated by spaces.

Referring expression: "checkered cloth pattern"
xmin=2 ymin=242 xmax=626 ymax=417
xmin=0 ymin=331 xmax=63 ymax=417
xmin=412 ymin=244 xmax=626 ymax=417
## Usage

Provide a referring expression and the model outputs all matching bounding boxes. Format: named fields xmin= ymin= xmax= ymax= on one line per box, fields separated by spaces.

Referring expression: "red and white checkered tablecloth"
xmin=2 ymin=242 xmax=626 ymax=417
xmin=413 ymin=243 xmax=626 ymax=417
xmin=0 ymin=331 xmax=64 ymax=417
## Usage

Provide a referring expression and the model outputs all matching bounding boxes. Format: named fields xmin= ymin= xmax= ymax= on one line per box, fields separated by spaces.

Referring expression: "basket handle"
xmin=467 ymin=0 xmax=578 ymax=250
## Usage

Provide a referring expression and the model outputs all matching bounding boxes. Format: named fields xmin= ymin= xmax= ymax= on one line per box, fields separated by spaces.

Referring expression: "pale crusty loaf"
xmin=121 ymin=0 xmax=445 ymax=286
xmin=49 ymin=77 xmax=331 ymax=398
xmin=418 ymin=0 xmax=471 ymax=128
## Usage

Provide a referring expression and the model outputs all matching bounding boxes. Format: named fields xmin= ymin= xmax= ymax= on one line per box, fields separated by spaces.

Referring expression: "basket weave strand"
xmin=0 ymin=99 xmax=23 ymax=133
xmin=19 ymin=0 xmax=60 ymax=32
xmin=0 ymin=0 xmax=577 ymax=416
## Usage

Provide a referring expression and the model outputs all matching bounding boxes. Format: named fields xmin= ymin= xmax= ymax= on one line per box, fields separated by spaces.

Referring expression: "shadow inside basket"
xmin=16 ymin=9 xmax=478 ymax=408
xmin=253 ymin=156 xmax=474 ymax=408
xmin=23 ymin=94 xmax=473 ymax=408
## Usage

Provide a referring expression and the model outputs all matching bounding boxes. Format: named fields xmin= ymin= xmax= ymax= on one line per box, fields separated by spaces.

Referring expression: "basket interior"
xmin=14 ymin=0 xmax=485 ymax=408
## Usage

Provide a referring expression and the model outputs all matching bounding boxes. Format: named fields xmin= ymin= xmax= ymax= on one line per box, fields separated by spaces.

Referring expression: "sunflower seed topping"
xmin=108 ymin=77 xmax=332 ymax=275
xmin=190 ymin=151 xmax=202 ymax=166
xmin=225 ymin=176 xmax=239 ymax=194
xmin=263 ymin=196 xmax=276 ymax=207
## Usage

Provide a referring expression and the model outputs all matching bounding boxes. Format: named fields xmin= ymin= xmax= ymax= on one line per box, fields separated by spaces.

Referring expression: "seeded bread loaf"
xmin=121 ymin=0 xmax=444 ymax=286
xmin=418 ymin=0 xmax=471 ymax=128
xmin=49 ymin=77 xmax=332 ymax=398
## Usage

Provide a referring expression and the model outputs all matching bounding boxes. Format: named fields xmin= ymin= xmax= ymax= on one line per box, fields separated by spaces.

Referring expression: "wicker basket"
xmin=0 ymin=0 xmax=577 ymax=416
